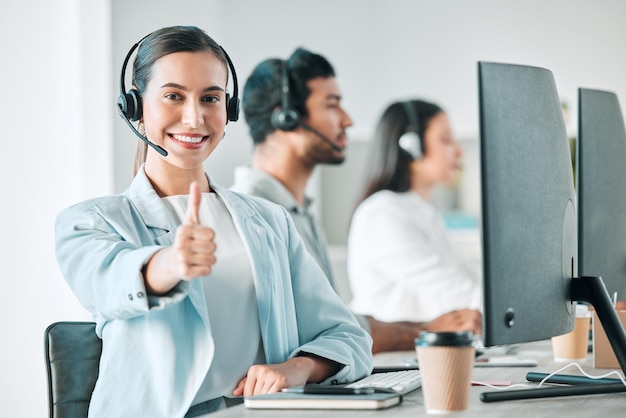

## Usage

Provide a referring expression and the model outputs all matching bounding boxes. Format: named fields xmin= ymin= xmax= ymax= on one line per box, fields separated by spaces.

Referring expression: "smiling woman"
xmin=54 ymin=25 xmax=372 ymax=418
xmin=117 ymin=26 xmax=239 ymax=176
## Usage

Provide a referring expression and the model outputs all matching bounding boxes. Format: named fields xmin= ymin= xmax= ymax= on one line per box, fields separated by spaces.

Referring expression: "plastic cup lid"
xmin=415 ymin=331 xmax=474 ymax=347
xmin=575 ymin=303 xmax=591 ymax=318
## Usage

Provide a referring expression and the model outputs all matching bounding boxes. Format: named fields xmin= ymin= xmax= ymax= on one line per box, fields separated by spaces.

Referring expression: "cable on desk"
xmin=474 ymin=361 xmax=626 ymax=393
xmin=531 ymin=362 xmax=626 ymax=388
xmin=471 ymin=381 xmax=534 ymax=390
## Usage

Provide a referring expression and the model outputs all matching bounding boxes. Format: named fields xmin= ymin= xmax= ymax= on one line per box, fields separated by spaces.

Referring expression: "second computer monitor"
xmin=577 ymin=88 xmax=626 ymax=302
xmin=478 ymin=61 xmax=577 ymax=347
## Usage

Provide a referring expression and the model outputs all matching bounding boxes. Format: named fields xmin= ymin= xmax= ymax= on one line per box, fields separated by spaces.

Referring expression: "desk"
xmin=205 ymin=340 xmax=626 ymax=417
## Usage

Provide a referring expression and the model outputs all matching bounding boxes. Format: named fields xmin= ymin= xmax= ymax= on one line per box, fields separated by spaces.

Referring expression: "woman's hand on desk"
xmin=232 ymin=354 xmax=340 ymax=397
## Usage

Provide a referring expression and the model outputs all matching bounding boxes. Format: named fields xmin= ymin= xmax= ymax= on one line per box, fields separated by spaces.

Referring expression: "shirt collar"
xmin=233 ymin=166 xmax=313 ymax=213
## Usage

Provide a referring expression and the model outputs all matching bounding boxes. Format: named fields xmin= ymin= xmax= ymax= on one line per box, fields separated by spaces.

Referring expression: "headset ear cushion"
xmin=117 ymin=93 xmax=131 ymax=119
xmin=226 ymin=94 xmax=240 ymax=122
xmin=398 ymin=131 xmax=423 ymax=160
xmin=127 ymin=89 xmax=142 ymax=121
xmin=118 ymin=89 xmax=142 ymax=121
xmin=271 ymin=108 xmax=300 ymax=131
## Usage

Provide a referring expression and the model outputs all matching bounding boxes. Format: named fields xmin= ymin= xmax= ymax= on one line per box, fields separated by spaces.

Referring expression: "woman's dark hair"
xmin=242 ymin=47 xmax=335 ymax=145
xmin=132 ymin=26 xmax=229 ymax=174
xmin=355 ymin=99 xmax=443 ymax=206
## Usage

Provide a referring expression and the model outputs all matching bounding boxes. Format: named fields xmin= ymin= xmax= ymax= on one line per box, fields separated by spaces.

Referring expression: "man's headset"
xmin=270 ymin=60 xmax=342 ymax=152
xmin=398 ymin=101 xmax=424 ymax=160
xmin=117 ymin=32 xmax=240 ymax=157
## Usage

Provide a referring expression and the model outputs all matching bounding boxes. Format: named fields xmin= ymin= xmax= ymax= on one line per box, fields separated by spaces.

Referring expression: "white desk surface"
xmin=204 ymin=340 xmax=626 ymax=417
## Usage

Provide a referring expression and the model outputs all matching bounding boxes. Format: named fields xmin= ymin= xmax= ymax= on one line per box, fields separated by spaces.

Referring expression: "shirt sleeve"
xmin=55 ymin=198 xmax=188 ymax=323
xmin=280 ymin=206 xmax=374 ymax=383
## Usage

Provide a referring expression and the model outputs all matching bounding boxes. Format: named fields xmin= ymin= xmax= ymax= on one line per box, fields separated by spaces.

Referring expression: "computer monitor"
xmin=479 ymin=61 xmax=577 ymax=347
xmin=577 ymin=88 xmax=626 ymax=303
xmin=478 ymin=62 xmax=626 ymax=402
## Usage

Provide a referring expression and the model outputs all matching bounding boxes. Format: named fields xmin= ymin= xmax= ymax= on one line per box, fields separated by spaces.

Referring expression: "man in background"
xmin=231 ymin=47 xmax=481 ymax=353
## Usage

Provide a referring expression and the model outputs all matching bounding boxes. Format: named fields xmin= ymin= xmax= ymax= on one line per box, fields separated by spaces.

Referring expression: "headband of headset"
xmin=117 ymin=31 xmax=240 ymax=123
xmin=270 ymin=60 xmax=300 ymax=131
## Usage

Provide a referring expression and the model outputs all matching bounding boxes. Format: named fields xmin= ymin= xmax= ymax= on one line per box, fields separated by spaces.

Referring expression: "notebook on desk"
xmin=243 ymin=390 xmax=402 ymax=410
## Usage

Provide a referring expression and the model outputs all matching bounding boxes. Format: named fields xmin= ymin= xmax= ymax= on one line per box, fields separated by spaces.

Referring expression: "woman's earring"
xmin=138 ymin=122 xmax=147 ymax=137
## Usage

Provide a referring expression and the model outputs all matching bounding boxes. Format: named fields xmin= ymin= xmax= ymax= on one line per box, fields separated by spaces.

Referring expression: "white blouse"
xmin=347 ymin=190 xmax=482 ymax=323
xmin=162 ymin=192 xmax=264 ymax=404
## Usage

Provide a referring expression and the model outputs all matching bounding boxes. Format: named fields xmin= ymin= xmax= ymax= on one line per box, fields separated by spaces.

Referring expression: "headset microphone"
xmin=117 ymin=108 xmax=168 ymax=156
xmin=299 ymin=122 xmax=343 ymax=152
xmin=271 ymin=60 xmax=343 ymax=153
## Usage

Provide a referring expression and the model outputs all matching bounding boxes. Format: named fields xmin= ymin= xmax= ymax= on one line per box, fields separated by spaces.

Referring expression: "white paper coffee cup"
xmin=416 ymin=331 xmax=475 ymax=414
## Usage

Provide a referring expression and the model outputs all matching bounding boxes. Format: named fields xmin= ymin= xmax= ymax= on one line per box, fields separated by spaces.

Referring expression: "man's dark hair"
xmin=242 ymin=47 xmax=335 ymax=145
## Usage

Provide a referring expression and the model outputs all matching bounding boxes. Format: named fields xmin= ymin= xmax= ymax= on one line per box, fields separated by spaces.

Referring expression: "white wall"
xmin=0 ymin=1 xmax=111 ymax=416
xmin=110 ymin=0 xmax=626 ymax=187
xmin=111 ymin=0 xmax=626 ymax=241
xmin=2 ymin=0 xmax=625 ymax=416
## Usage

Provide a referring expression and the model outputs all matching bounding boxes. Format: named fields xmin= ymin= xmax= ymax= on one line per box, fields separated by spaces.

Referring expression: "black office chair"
xmin=44 ymin=321 xmax=101 ymax=418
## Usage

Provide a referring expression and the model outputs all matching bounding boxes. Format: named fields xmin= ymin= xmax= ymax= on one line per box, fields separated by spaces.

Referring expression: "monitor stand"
xmin=480 ymin=276 xmax=626 ymax=402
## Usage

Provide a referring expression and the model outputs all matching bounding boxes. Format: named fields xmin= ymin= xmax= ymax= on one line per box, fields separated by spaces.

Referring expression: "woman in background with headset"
xmin=55 ymin=25 xmax=371 ymax=418
xmin=347 ymin=99 xmax=482 ymax=331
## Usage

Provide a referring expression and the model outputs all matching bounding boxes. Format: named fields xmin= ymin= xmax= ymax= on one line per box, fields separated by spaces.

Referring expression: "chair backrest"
xmin=44 ymin=321 xmax=101 ymax=418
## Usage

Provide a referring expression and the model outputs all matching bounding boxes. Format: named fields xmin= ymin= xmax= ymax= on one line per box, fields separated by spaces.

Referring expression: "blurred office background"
xmin=1 ymin=0 xmax=624 ymax=416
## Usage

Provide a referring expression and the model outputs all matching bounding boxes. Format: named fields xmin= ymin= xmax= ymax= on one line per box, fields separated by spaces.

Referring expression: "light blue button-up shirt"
xmin=55 ymin=166 xmax=372 ymax=418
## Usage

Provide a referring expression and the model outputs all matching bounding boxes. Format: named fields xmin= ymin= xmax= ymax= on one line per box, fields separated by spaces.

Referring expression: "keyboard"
xmin=345 ymin=369 xmax=422 ymax=395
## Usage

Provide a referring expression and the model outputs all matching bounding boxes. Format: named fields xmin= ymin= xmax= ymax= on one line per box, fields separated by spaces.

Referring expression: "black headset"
xmin=270 ymin=60 xmax=300 ymax=131
xmin=268 ymin=59 xmax=343 ymax=152
xmin=117 ymin=31 xmax=240 ymax=156
xmin=398 ymin=101 xmax=423 ymax=160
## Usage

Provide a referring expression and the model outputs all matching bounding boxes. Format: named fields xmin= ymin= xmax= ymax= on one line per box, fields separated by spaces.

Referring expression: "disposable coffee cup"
xmin=415 ymin=331 xmax=475 ymax=414
xmin=551 ymin=304 xmax=591 ymax=362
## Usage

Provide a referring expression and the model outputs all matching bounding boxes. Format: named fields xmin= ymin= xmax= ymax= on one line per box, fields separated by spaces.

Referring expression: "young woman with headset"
xmin=347 ymin=100 xmax=482 ymax=331
xmin=54 ymin=26 xmax=372 ymax=418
